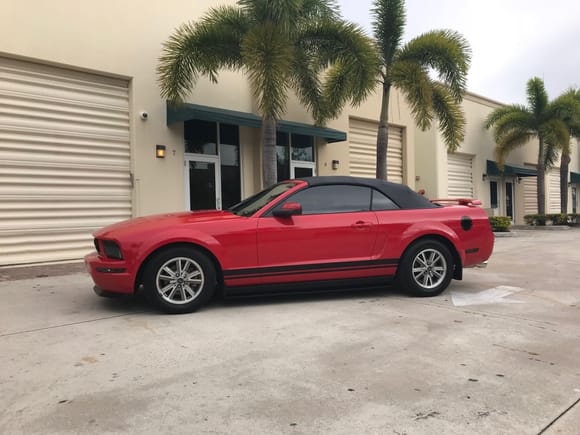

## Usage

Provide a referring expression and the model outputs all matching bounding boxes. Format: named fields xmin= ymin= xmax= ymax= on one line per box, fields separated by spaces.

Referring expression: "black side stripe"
xmin=224 ymin=258 xmax=399 ymax=279
xmin=226 ymin=264 xmax=397 ymax=281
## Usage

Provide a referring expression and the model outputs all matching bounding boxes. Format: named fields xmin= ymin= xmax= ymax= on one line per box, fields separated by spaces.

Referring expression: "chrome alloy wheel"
xmin=411 ymin=248 xmax=447 ymax=289
xmin=155 ymin=257 xmax=205 ymax=305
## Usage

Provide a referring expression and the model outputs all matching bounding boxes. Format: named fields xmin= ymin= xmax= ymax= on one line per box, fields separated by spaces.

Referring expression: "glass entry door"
xmin=505 ymin=181 xmax=514 ymax=220
xmin=185 ymin=155 xmax=221 ymax=210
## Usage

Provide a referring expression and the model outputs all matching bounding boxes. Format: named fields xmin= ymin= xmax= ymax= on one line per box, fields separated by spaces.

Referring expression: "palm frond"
xmin=390 ymin=60 xmax=433 ymax=129
xmin=157 ymin=6 xmax=247 ymax=102
xmin=301 ymin=0 xmax=341 ymax=20
xmin=431 ymin=83 xmax=465 ymax=151
xmin=526 ymin=77 xmax=549 ymax=117
xmin=300 ymin=20 xmax=381 ymax=108
xmin=549 ymin=93 xmax=580 ymax=120
xmin=542 ymin=142 xmax=560 ymax=169
xmin=489 ymin=111 xmax=535 ymax=145
xmin=371 ymin=0 xmax=406 ymax=65
xmin=241 ymin=23 xmax=293 ymax=119
xmin=318 ymin=61 xmax=352 ymax=123
xmin=484 ymin=104 xmax=531 ymax=129
xmin=237 ymin=0 xmax=301 ymax=28
xmin=289 ymin=47 xmax=324 ymax=123
xmin=539 ymin=118 xmax=571 ymax=152
xmin=395 ymin=30 xmax=471 ymax=101
xmin=494 ymin=130 xmax=535 ymax=165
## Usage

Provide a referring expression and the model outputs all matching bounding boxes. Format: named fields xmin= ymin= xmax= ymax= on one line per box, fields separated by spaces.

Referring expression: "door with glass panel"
xmin=185 ymin=156 xmax=221 ymax=210
xmin=505 ymin=181 xmax=514 ymax=221
xmin=184 ymin=119 xmax=242 ymax=211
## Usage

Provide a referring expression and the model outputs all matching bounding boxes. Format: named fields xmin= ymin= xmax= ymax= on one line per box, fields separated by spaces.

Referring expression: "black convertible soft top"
xmin=299 ymin=176 xmax=438 ymax=210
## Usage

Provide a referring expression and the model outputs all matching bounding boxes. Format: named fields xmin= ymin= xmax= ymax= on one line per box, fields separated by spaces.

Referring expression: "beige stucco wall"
xmin=2 ymin=0 xmax=418 ymax=216
xmin=416 ymin=90 xmax=580 ymax=224
xmin=316 ymin=87 xmax=416 ymax=187
xmin=1 ymin=0 xmax=258 ymax=216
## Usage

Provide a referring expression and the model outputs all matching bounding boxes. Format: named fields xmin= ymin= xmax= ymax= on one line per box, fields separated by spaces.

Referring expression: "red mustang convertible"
xmin=85 ymin=176 xmax=494 ymax=313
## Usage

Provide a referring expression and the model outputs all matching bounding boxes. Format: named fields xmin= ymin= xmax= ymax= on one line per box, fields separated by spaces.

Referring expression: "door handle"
xmin=351 ymin=221 xmax=373 ymax=229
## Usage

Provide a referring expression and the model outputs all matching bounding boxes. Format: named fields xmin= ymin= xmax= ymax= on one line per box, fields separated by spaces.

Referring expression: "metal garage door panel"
xmin=0 ymin=57 xmax=131 ymax=265
xmin=523 ymin=171 xmax=538 ymax=215
xmin=547 ymin=169 xmax=560 ymax=213
xmin=348 ymin=118 xmax=403 ymax=183
xmin=447 ymin=153 xmax=473 ymax=198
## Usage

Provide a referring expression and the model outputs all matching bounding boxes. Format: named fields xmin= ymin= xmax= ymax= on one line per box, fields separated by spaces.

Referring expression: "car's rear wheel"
xmin=143 ymin=246 xmax=216 ymax=314
xmin=398 ymin=239 xmax=454 ymax=297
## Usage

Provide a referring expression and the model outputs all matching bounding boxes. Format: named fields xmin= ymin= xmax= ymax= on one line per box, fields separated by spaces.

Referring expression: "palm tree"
xmin=545 ymin=88 xmax=580 ymax=213
xmin=485 ymin=78 xmax=576 ymax=215
xmin=371 ymin=0 xmax=471 ymax=180
xmin=157 ymin=0 xmax=380 ymax=188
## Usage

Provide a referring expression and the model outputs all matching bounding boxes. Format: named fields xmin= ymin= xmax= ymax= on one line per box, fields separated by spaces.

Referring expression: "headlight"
xmin=102 ymin=240 xmax=123 ymax=260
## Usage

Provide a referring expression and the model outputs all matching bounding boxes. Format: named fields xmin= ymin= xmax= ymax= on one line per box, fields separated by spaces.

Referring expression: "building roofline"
xmin=463 ymin=91 xmax=506 ymax=108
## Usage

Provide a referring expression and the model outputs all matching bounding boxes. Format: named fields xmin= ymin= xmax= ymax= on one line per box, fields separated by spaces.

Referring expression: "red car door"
xmin=256 ymin=184 xmax=385 ymax=284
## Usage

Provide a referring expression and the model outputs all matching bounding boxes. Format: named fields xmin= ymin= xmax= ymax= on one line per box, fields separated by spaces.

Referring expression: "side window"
xmin=283 ymin=185 xmax=372 ymax=215
xmin=371 ymin=189 xmax=399 ymax=211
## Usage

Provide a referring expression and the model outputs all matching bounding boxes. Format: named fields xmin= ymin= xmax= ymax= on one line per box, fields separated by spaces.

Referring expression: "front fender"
xmin=126 ymin=229 xmax=224 ymax=288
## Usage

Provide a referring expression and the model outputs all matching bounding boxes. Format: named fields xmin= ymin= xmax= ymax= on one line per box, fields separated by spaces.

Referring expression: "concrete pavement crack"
xmin=0 ymin=312 xmax=144 ymax=338
xmin=536 ymin=396 xmax=580 ymax=434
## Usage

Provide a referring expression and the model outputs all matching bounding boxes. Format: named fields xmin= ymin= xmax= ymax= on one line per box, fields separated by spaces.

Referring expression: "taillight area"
xmin=102 ymin=240 xmax=124 ymax=260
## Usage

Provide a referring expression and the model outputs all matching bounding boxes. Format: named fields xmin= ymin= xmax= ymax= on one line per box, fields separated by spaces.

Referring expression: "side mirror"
xmin=272 ymin=202 xmax=302 ymax=218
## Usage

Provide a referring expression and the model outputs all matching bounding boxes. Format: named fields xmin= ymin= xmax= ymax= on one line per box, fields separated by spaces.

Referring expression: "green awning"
xmin=277 ymin=120 xmax=346 ymax=142
xmin=166 ymin=102 xmax=347 ymax=143
xmin=167 ymin=102 xmax=262 ymax=128
xmin=486 ymin=160 xmax=537 ymax=177
xmin=571 ymin=171 xmax=580 ymax=184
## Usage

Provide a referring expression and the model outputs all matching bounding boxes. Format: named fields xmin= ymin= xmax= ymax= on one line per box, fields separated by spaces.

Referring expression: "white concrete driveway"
xmin=1 ymin=230 xmax=579 ymax=434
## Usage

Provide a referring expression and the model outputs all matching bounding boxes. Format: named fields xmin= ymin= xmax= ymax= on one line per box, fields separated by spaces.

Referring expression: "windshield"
xmin=229 ymin=182 xmax=297 ymax=217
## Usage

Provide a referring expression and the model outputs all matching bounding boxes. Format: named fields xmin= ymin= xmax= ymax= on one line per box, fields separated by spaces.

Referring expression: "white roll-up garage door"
xmin=0 ymin=57 xmax=132 ymax=266
xmin=348 ymin=118 xmax=403 ymax=183
xmin=547 ymin=169 xmax=561 ymax=213
xmin=522 ymin=164 xmax=538 ymax=215
xmin=447 ymin=153 xmax=473 ymax=198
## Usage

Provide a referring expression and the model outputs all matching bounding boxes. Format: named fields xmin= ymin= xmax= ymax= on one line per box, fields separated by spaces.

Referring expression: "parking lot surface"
xmin=1 ymin=229 xmax=579 ymax=434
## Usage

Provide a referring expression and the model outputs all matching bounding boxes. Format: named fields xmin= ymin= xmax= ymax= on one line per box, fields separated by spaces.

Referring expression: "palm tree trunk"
xmin=560 ymin=152 xmax=571 ymax=213
xmin=376 ymin=82 xmax=391 ymax=180
xmin=262 ymin=116 xmax=277 ymax=188
xmin=537 ymin=139 xmax=546 ymax=215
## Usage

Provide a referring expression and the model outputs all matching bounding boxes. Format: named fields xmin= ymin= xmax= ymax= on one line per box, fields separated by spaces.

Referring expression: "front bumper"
xmin=85 ymin=252 xmax=134 ymax=295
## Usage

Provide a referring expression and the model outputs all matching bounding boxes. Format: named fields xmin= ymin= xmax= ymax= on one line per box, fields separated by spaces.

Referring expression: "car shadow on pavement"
xmin=216 ymin=284 xmax=409 ymax=310
xmin=92 ymin=285 xmax=411 ymax=315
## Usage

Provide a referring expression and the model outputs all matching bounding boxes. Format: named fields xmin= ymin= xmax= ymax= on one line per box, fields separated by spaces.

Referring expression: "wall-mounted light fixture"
xmin=332 ymin=159 xmax=340 ymax=170
xmin=482 ymin=173 xmax=488 ymax=182
xmin=156 ymin=145 xmax=166 ymax=159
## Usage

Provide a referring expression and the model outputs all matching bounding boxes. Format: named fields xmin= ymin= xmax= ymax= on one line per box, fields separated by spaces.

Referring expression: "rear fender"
xmin=399 ymin=222 xmax=466 ymax=267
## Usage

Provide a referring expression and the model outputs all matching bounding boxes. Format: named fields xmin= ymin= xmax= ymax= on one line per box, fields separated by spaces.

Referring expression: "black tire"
xmin=143 ymin=246 xmax=216 ymax=314
xmin=397 ymin=239 xmax=454 ymax=297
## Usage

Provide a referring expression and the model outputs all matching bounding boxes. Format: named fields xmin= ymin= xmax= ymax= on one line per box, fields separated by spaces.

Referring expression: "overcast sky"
xmin=337 ymin=0 xmax=580 ymax=105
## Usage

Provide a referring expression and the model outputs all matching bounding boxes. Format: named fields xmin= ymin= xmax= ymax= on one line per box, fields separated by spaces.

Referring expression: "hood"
xmin=94 ymin=210 xmax=241 ymax=239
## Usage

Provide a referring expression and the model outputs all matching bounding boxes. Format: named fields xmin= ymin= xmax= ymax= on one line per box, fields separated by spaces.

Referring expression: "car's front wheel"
xmin=143 ymin=246 xmax=216 ymax=314
xmin=397 ymin=239 xmax=454 ymax=297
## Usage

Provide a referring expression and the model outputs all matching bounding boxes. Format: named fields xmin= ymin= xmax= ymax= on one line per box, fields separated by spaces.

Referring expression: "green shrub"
xmin=489 ymin=216 xmax=512 ymax=232
xmin=524 ymin=213 xmax=575 ymax=226
xmin=524 ymin=214 xmax=534 ymax=225
xmin=547 ymin=213 xmax=568 ymax=225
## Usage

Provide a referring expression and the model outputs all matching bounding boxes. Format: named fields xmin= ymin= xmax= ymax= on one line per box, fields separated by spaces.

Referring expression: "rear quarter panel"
xmin=373 ymin=206 xmax=494 ymax=267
